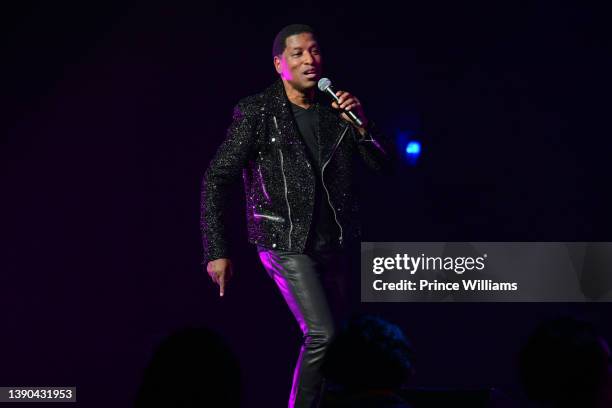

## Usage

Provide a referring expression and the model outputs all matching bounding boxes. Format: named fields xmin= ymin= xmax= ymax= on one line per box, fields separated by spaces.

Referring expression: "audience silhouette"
xmin=319 ymin=313 xmax=415 ymax=407
xmin=133 ymin=316 xmax=612 ymax=407
xmin=518 ymin=317 xmax=611 ymax=408
xmin=135 ymin=326 xmax=241 ymax=407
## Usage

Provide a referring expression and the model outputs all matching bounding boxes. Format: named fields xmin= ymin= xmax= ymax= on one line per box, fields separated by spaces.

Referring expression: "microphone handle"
xmin=325 ymin=87 xmax=364 ymax=127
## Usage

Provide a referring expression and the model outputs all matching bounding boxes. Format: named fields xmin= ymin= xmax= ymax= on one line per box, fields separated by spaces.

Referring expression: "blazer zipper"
xmin=321 ymin=125 xmax=350 ymax=246
xmin=253 ymin=212 xmax=284 ymax=222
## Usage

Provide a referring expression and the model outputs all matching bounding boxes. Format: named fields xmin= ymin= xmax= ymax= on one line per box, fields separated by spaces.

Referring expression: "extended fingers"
xmin=219 ymin=264 xmax=233 ymax=297
xmin=207 ymin=265 xmax=231 ymax=297
xmin=208 ymin=270 xmax=224 ymax=296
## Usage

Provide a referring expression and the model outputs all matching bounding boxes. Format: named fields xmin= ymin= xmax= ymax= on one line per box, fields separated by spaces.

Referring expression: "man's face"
xmin=274 ymin=32 xmax=322 ymax=91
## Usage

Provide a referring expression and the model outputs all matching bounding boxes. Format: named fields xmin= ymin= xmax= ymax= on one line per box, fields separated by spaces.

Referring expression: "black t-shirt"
xmin=290 ymin=101 xmax=340 ymax=252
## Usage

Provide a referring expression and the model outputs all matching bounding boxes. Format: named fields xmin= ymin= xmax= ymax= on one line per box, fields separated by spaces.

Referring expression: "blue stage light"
xmin=396 ymin=131 xmax=421 ymax=165
xmin=406 ymin=141 xmax=421 ymax=155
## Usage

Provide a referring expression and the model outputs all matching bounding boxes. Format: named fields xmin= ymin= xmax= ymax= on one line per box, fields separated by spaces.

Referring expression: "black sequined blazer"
xmin=200 ymin=78 xmax=394 ymax=265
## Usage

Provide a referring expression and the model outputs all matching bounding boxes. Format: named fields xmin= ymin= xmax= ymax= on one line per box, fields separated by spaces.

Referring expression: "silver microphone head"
xmin=317 ymin=77 xmax=331 ymax=92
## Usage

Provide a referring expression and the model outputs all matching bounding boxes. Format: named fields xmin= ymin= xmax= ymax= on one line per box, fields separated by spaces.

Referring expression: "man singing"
xmin=200 ymin=24 xmax=394 ymax=408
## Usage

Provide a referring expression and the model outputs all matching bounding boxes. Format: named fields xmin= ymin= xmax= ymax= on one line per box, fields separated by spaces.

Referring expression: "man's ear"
xmin=273 ymin=55 xmax=282 ymax=74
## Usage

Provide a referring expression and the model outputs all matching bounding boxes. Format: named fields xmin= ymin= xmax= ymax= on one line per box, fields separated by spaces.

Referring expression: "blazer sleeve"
xmin=351 ymin=120 xmax=396 ymax=176
xmin=200 ymin=100 xmax=256 ymax=266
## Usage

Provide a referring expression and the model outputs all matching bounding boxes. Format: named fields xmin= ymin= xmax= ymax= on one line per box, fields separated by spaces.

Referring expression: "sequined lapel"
xmin=264 ymin=78 xmax=346 ymax=160
xmin=265 ymin=79 xmax=306 ymax=148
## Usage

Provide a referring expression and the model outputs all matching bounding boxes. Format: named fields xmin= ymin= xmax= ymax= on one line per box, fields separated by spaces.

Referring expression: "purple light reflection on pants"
xmin=257 ymin=245 xmax=351 ymax=408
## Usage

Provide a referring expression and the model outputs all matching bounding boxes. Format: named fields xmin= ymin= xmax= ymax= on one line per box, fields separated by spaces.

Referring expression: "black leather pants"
xmin=257 ymin=239 xmax=351 ymax=408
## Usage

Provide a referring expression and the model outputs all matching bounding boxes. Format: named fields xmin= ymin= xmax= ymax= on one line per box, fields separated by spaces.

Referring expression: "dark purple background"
xmin=2 ymin=1 xmax=611 ymax=407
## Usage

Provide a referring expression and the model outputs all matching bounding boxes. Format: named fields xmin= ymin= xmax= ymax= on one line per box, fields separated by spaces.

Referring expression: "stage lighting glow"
xmin=405 ymin=141 xmax=421 ymax=155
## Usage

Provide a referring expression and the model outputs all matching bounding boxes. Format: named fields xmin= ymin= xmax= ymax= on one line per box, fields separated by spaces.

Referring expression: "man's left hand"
xmin=331 ymin=90 xmax=369 ymax=135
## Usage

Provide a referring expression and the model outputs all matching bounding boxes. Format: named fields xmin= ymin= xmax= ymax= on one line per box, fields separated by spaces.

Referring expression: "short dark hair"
xmin=272 ymin=24 xmax=317 ymax=58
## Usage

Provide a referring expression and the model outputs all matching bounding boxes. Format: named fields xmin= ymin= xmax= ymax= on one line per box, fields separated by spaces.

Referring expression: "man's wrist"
xmin=354 ymin=119 xmax=371 ymax=139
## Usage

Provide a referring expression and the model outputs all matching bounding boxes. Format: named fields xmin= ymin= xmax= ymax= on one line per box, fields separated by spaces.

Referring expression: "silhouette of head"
xmin=135 ymin=326 xmax=241 ymax=407
xmin=519 ymin=317 xmax=610 ymax=408
xmin=322 ymin=314 xmax=415 ymax=392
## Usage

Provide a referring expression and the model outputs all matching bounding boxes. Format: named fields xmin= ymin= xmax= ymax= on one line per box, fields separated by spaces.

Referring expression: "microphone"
xmin=317 ymin=77 xmax=364 ymax=127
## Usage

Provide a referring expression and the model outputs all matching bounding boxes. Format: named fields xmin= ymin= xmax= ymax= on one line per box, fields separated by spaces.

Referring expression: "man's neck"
xmin=282 ymin=79 xmax=315 ymax=109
